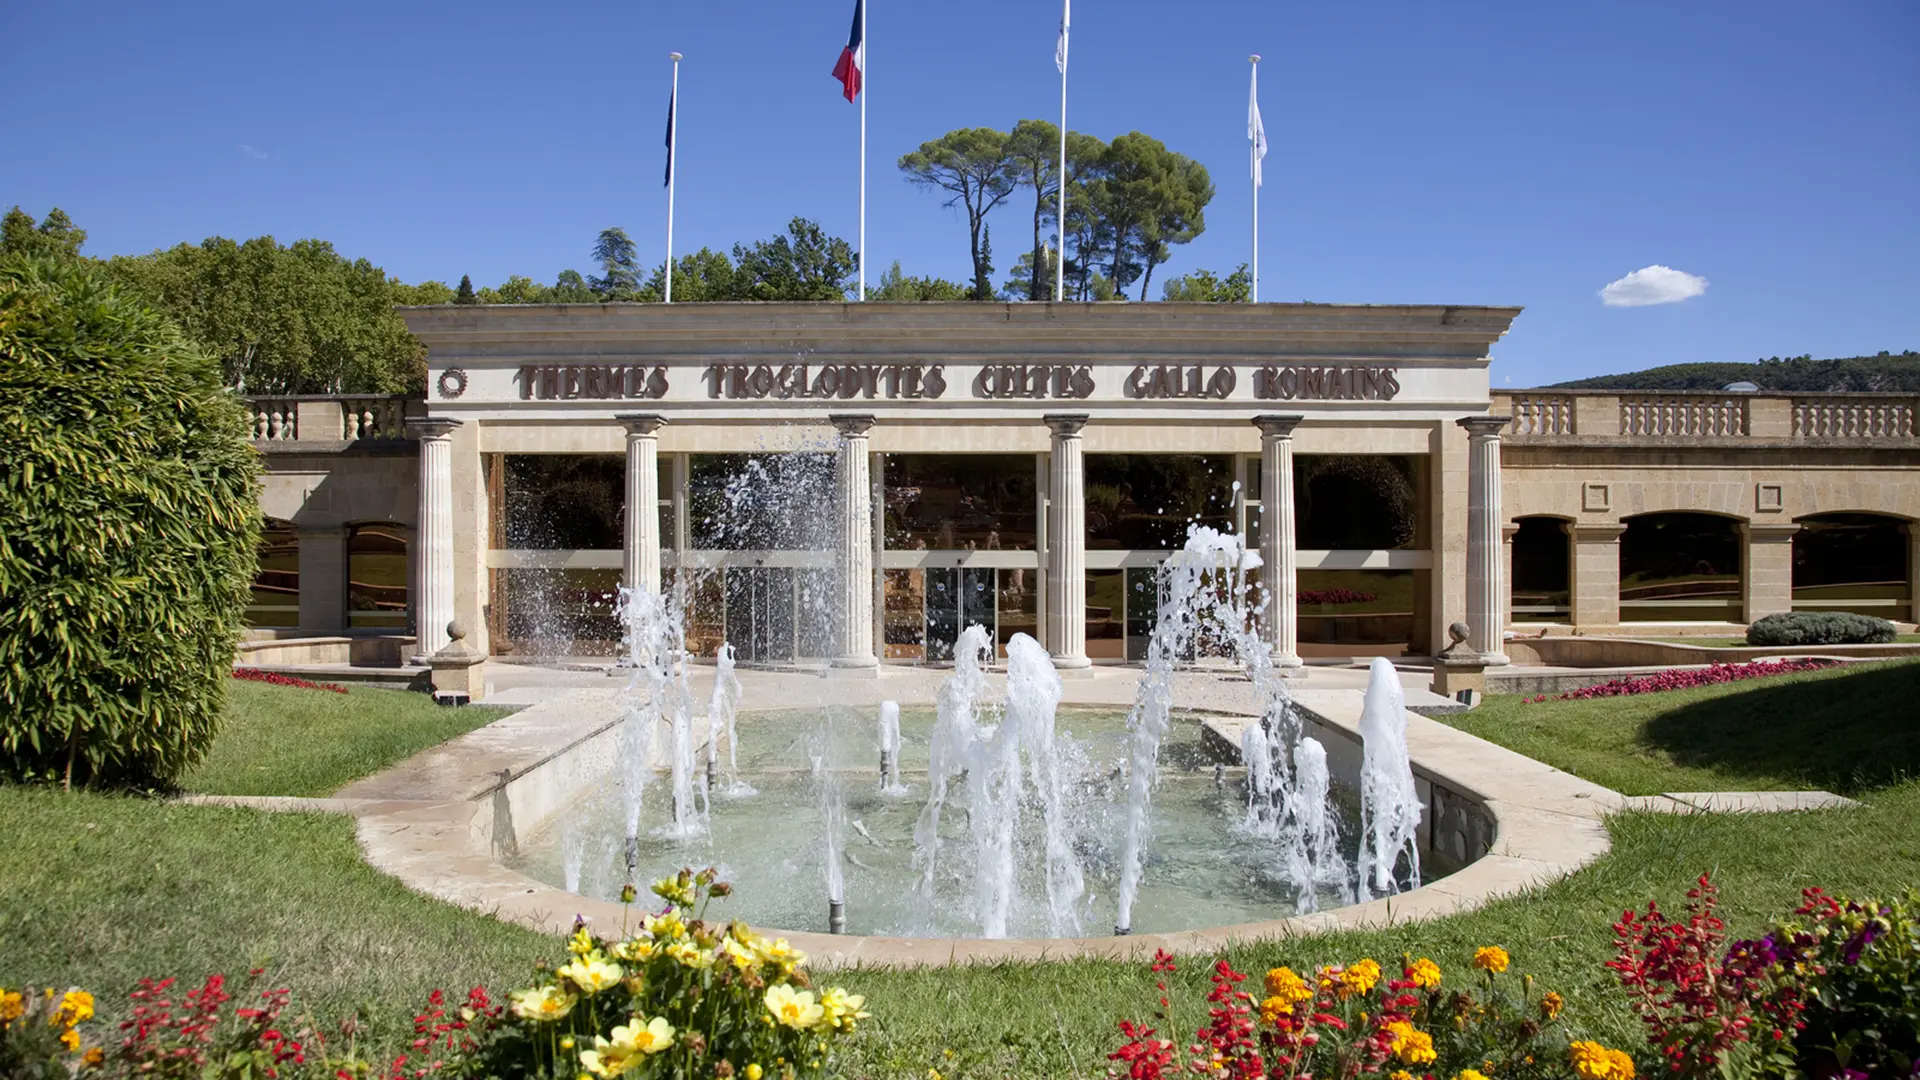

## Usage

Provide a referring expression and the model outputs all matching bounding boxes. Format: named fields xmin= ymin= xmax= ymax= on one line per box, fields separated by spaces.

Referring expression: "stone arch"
xmin=250 ymin=518 xmax=301 ymax=628
xmin=1791 ymin=511 xmax=1912 ymax=620
xmin=1510 ymin=515 xmax=1573 ymax=624
xmin=346 ymin=521 xmax=412 ymax=630
xmin=1619 ymin=511 xmax=1745 ymax=623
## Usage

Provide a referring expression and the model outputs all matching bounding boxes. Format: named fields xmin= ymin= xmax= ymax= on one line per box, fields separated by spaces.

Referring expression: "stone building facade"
xmin=243 ymin=303 xmax=1920 ymax=663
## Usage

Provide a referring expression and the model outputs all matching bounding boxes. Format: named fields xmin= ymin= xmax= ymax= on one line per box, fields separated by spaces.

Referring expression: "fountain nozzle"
xmin=624 ymin=834 xmax=639 ymax=873
xmin=705 ymin=758 xmax=716 ymax=791
xmin=828 ymin=898 xmax=847 ymax=935
xmin=1113 ymin=924 xmax=1132 ymax=937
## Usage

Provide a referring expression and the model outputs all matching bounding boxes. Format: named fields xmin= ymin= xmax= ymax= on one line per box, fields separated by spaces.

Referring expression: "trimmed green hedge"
xmin=1746 ymin=611 xmax=1897 ymax=647
xmin=0 ymin=256 xmax=260 ymax=785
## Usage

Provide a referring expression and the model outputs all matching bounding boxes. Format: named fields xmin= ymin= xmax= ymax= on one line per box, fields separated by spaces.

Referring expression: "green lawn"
xmin=1438 ymin=658 xmax=1920 ymax=795
xmin=4 ymin=667 xmax=1918 ymax=1076
xmin=180 ymin=680 xmax=510 ymax=797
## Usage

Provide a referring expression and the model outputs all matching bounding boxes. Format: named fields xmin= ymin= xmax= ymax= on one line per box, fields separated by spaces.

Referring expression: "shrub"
xmin=1745 ymin=611 xmax=1896 ymax=648
xmin=0 ymin=256 xmax=260 ymax=786
xmin=1768 ymin=888 xmax=1920 ymax=1076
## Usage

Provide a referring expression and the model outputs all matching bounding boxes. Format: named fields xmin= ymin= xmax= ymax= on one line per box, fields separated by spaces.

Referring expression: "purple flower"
xmin=1841 ymin=921 xmax=1884 ymax=966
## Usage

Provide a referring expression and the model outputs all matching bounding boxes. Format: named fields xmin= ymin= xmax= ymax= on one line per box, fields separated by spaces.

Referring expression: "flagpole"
xmin=858 ymin=0 xmax=867 ymax=300
xmin=1055 ymin=0 xmax=1069 ymax=303
xmin=1249 ymin=54 xmax=1259 ymax=304
xmin=666 ymin=52 xmax=681 ymax=304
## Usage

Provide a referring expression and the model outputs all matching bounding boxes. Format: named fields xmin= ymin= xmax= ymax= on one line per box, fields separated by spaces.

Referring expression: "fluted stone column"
xmin=407 ymin=417 xmax=461 ymax=660
xmin=617 ymin=414 xmax=666 ymax=596
xmin=1457 ymin=416 xmax=1511 ymax=664
xmin=1045 ymin=414 xmax=1091 ymax=669
xmin=1253 ymin=415 xmax=1304 ymax=671
xmin=831 ymin=415 xmax=879 ymax=670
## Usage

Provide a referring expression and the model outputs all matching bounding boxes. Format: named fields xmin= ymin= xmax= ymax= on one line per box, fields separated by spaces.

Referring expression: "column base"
xmin=1052 ymin=655 xmax=1093 ymax=674
xmin=828 ymin=656 xmax=882 ymax=678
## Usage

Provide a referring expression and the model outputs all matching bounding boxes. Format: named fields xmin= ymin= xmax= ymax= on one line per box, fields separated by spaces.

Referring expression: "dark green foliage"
xmin=0 ymin=256 xmax=260 ymax=786
xmin=728 ymin=217 xmax=857 ymax=301
xmin=872 ymin=260 xmax=968 ymax=301
xmin=1745 ymin=611 xmax=1897 ymax=647
xmin=1 ymin=206 xmax=87 ymax=261
xmin=1549 ymin=351 xmax=1920 ymax=392
xmin=453 ymin=274 xmax=477 ymax=304
xmin=589 ymin=227 xmax=640 ymax=298
xmin=1162 ymin=264 xmax=1252 ymax=302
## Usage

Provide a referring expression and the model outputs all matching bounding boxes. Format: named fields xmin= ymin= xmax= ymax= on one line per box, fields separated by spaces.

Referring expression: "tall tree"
xmin=391 ymin=280 xmax=455 ymax=305
xmin=552 ymin=270 xmax=597 ymax=302
xmin=973 ymin=224 xmax=995 ymax=300
xmin=1004 ymin=120 xmax=1062 ymax=301
xmin=1161 ymin=264 xmax=1251 ymax=302
xmin=589 ymin=227 xmax=640 ymax=298
xmin=1 ymin=206 xmax=87 ymax=261
xmin=730 ymin=218 xmax=856 ymax=301
xmin=898 ymin=128 xmax=1017 ymax=299
xmin=453 ymin=274 xmax=477 ymax=304
xmin=479 ymin=275 xmax=545 ymax=304
xmin=640 ymin=248 xmax=740 ymax=302
xmin=1059 ymin=132 xmax=1111 ymax=301
xmin=1136 ymin=154 xmax=1213 ymax=299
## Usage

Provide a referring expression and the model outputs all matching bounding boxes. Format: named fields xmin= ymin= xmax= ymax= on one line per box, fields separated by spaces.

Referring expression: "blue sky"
xmin=3 ymin=0 xmax=1915 ymax=387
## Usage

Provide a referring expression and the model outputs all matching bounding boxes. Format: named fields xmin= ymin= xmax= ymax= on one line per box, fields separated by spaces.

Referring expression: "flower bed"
xmin=230 ymin=669 xmax=349 ymax=695
xmin=1524 ymin=659 xmax=1839 ymax=703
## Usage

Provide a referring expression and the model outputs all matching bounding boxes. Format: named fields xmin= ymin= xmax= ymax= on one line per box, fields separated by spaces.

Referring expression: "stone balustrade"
xmin=1494 ymin=389 xmax=1919 ymax=443
xmin=244 ymin=395 xmax=418 ymax=446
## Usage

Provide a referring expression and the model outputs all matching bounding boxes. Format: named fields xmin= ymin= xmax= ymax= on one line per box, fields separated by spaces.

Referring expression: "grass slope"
xmin=181 ymin=681 xmax=509 ymax=797
xmin=1437 ymin=658 xmax=1920 ymax=795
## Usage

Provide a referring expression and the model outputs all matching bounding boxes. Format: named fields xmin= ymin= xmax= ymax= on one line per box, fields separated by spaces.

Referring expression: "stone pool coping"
xmin=330 ymin=671 xmax=1623 ymax=968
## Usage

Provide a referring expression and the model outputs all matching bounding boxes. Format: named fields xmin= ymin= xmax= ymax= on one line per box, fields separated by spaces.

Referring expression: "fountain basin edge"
xmin=343 ymin=685 xmax=1621 ymax=969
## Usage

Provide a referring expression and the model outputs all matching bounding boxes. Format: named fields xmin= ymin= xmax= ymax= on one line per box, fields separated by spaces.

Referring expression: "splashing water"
xmin=1357 ymin=657 xmax=1422 ymax=899
xmin=1282 ymin=737 xmax=1349 ymax=912
xmin=913 ymin=625 xmax=992 ymax=903
xmin=810 ymin=718 xmax=848 ymax=906
xmin=878 ymin=700 xmax=907 ymax=795
xmin=705 ymin=643 xmax=752 ymax=796
xmin=618 ymin=583 xmax=704 ymax=844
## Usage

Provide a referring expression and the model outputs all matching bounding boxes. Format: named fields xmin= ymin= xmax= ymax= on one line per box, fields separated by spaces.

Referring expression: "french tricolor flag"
xmin=831 ymin=0 xmax=864 ymax=102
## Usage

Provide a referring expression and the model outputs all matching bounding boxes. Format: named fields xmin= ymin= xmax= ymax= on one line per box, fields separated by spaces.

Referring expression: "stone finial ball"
xmin=447 ymin=621 xmax=467 ymax=641
xmin=1448 ymin=621 xmax=1470 ymax=645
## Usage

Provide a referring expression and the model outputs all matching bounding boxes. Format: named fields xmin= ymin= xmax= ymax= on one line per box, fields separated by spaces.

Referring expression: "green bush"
xmin=1745 ymin=611 xmax=1897 ymax=647
xmin=0 ymin=256 xmax=260 ymax=786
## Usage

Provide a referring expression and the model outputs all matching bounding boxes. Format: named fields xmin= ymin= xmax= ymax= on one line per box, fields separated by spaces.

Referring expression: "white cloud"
xmin=1599 ymin=264 xmax=1708 ymax=307
xmin=238 ymin=144 xmax=269 ymax=160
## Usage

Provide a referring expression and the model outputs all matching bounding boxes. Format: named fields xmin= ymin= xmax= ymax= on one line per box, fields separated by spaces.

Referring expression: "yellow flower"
xmin=1 ymin=989 xmax=25 ymax=1024
xmin=1455 ymin=1072 xmax=1490 ymax=1080
xmin=745 ymin=1067 xmax=763 ymax=1080
xmin=57 ymin=990 xmax=94 ymax=1027
xmin=509 ymin=985 xmax=578 ymax=1022
xmin=1385 ymin=1022 xmax=1436 ymax=1066
xmin=643 ymin=912 xmax=687 ymax=941
xmin=757 ymin=938 xmax=805 ymax=969
xmin=1570 ymin=1041 xmax=1633 ymax=1080
xmin=1540 ymin=991 xmax=1565 ymax=1020
xmin=1262 ymin=967 xmax=1311 ymax=1003
xmin=611 ymin=937 xmax=656 ymax=963
xmin=820 ymin=987 xmax=869 ymax=1033
xmin=721 ymin=937 xmax=758 ymax=970
xmin=1390 ymin=1072 xmax=1414 ymax=1080
xmin=667 ymin=941 xmax=716 ymax=970
xmin=568 ymin=928 xmax=597 ymax=956
xmin=579 ymin=1037 xmax=638 ymax=1078
xmin=82 ymin=1047 xmax=105 ymax=1069
xmin=60 ymin=1028 xmax=81 ymax=1052
xmin=1407 ymin=958 xmax=1442 ymax=990
xmin=558 ymin=954 xmax=625 ymax=994
xmin=1340 ymin=958 xmax=1382 ymax=996
xmin=765 ymin=985 xmax=825 ymax=1030
xmin=620 ymin=1016 xmax=676 ymax=1055
xmin=1472 ymin=946 xmax=1510 ymax=974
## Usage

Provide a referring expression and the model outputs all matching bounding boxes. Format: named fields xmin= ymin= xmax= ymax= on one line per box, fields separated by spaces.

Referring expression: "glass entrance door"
xmin=723 ymin=567 xmax=796 ymax=664
xmin=922 ymin=567 xmax=997 ymax=660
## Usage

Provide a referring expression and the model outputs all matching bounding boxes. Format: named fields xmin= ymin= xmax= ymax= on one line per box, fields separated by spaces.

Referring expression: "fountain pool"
xmin=508 ymin=700 xmax=1373 ymax=938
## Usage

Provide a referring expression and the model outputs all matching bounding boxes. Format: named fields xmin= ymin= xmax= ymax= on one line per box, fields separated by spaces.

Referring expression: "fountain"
xmin=517 ymin=457 xmax=1435 ymax=940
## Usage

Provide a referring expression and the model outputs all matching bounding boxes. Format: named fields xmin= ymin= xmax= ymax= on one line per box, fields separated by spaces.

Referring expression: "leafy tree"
xmin=1136 ymin=153 xmax=1213 ymax=299
xmin=478 ymin=275 xmax=547 ymax=304
xmin=453 ymin=274 xmax=477 ymax=304
xmin=0 ymin=206 xmax=87 ymax=261
xmin=1001 ymin=247 xmax=1059 ymax=301
xmin=639 ymin=248 xmax=740 ymax=302
xmin=590 ymin=227 xmax=641 ymax=298
xmin=106 ymin=236 xmax=423 ymax=394
xmin=730 ymin=218 xmax=856 ymax=301
xmin=898 ymin=128 xmax=1017 ymax=301
xmin=1161 ymin=264 xmax=1251 ymax=302
xmin=391 ymin=279 xmax=456 ymax=305
xmin=1059 ymin=131 xmax=1112 ymax=301
xmin=0 ymin=255 xmax=260 ymax=787
xmin=872 ymin=260 xmax=969 ymax=301
xmin=1005 ymin=120 xmax=1062 ymax=301
xmin=551 ymin=270 xmax=597 ymax=303
xmin=974 ymin=224 xmax=995 ymax=300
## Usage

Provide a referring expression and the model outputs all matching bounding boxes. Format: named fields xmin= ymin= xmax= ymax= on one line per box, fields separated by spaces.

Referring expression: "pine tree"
xmin=453 ymin=274 xmax=477 ymax=304
xmin=972 ymin=224 xmax=996 ymax=301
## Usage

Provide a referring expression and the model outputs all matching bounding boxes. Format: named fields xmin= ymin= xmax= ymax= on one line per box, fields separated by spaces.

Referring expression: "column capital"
xmin=1252 ymin=413 xmax=1305 ymax=438
xmin=405 ymin=417 xmax=462 ymax=441
xmin=1457 ymin=414 xmax=1512 ymax=438
xmin=829 ymin=413 xmax=876 ymax=438
xmin=1043 ymin=413 xmax=1090 ymax=437
xmin=1501 ymin=521 xmax=1521 ymax=542
xmin=616 ymin=413 xmax=667 ymax=436
xmin=1740 ymin=521 xmax=1801 ymax=543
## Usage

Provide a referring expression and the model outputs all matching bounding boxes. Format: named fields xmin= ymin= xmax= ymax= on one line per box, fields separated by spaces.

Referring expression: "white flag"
xmin=1249 ymin=70 xmax=1268 ymax=187
xmin=1055 ymin=0 xmax=1070 ymax=74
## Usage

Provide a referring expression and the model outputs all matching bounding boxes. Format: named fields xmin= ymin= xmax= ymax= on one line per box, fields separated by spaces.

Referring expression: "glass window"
xmin=348 ymin=524 xmax=409 ymax=629
xmin=1620 ymin=513 xmax=1743 ymax=622
xmin=1296 ymin=569 xmax=1416 ymax=646
xmin=1293 ymin=456 xmax=1426 ymax=550
xmin=249 ymin=520 xmax=300 ymax=628
xmin=1086 ymin=570 xmax=1127 ymax=659
xmin=689 ymin=454 xmax=836 ymax=550
xmin=1793 ymin=514 xmax=1911 ymax=617
xmin=1085 ymin=455 xmax=1235 ymax=551
xmin=997 ymin=568 xmax=1038 ymax=655
xmin=498 ymin=455 xmax=623 ymax=550
xmin=885 ymin=455 xmax=1036 ymax=551
xmin=884 ymin=569 xmax=926 ymax=660
xmin=1510 ymin=517 xmax=1570 ymax=623
xmin=493 ymin=568 xmax=623 ymax=656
